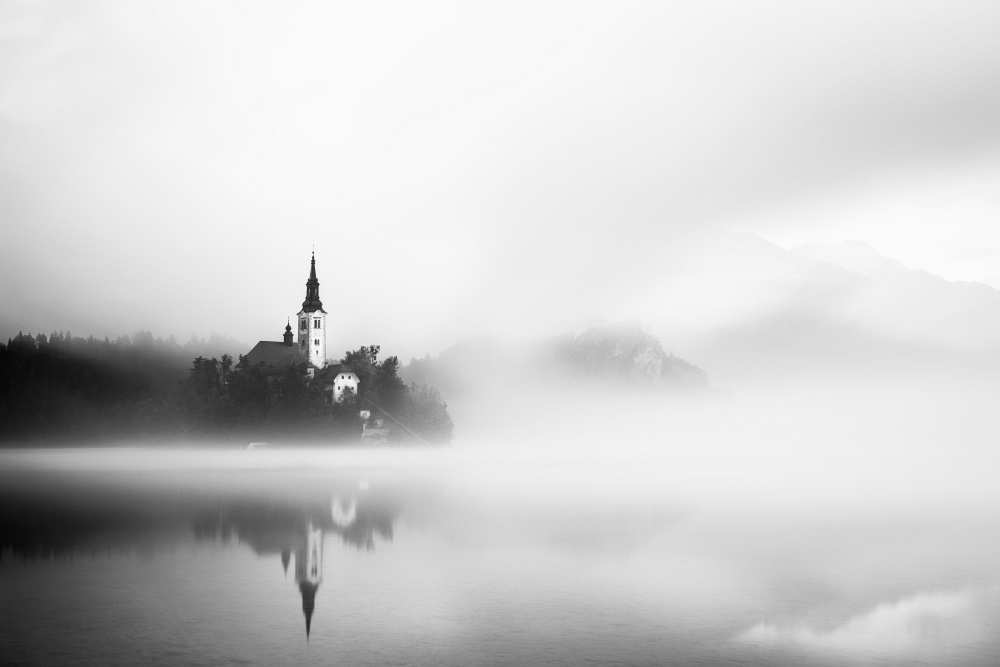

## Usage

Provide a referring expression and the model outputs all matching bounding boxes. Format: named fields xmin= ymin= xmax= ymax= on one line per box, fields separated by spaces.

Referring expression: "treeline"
xmin=0 ymin=331 xmax=234 ymax=440
xmin=0 ymin=333 xmax=451 ymax=444
xmin=182 ymin=345 xmax=452 ymax=443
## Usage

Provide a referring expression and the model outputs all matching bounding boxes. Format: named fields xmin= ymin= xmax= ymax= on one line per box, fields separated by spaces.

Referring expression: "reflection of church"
xmin=192 ymin=484 xmax=398 ymax=640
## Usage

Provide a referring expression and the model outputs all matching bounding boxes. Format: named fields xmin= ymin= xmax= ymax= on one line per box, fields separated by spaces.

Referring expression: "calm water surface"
xmin=2 ymin=447 xmax=1000 ymax=666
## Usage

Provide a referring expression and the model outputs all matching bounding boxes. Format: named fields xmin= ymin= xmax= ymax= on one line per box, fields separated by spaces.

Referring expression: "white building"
xmin=244 ymin=253 xmax=370 ymax=411
xmin=296 ymin=252 xmax=327 ymax=369
xmin=244 ymin=253 xmax=332 ymax=374
xmin=330 ymin=371 xmax=360 ymax=403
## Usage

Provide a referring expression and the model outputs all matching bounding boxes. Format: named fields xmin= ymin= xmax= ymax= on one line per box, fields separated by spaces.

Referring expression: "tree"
xmin=403 ymin=383 xmax=453 ymax=443
xmin=375 ymin=356 xmax=407 ymax=415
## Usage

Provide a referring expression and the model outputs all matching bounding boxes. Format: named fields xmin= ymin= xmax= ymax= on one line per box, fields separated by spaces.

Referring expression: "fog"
xmin=8 ymin=4 xmax=1000 ymax=665
xmin=5 ymin=385 xmax=1000 ymax=666
xmin=5 ymin=1 xmax=1000 ymax=360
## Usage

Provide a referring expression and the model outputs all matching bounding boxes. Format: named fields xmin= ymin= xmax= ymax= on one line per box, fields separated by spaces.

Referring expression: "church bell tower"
xmin=297 ymin=252 xmax=327 ymax=368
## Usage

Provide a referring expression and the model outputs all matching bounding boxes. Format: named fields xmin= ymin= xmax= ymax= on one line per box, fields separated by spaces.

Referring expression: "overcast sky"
xmin=3 ymin=1 xmax=1000 ymax=358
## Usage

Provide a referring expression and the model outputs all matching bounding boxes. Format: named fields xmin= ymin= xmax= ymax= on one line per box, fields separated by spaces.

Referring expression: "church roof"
xmin=243 ymin=341 xmax=306 ymax=373
xmin=301 ymin=252 xmax=325 ymax=313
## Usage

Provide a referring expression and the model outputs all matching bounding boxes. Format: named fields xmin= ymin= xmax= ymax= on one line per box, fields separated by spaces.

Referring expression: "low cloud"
xmin=737 ymin=589 xmax=994 ymax=659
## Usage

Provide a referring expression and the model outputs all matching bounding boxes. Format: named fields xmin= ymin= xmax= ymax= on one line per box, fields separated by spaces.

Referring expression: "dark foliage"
xmin=329 ymin=346 xmax=452 ymax=442
xmin=0 ymin=333 xmax=452 ymax=444
xmin=0 ymin=331 xmax=233 ymax=441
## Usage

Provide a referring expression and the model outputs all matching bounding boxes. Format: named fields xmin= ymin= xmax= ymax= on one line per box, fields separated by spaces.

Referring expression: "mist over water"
xmin=4 ymin=366 xmax=1000 ymax=666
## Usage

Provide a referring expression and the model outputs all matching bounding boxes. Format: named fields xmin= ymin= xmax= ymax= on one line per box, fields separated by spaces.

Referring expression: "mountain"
xmin=790 ymin=241 xmax=1000 ymax=355
xmin=794 ymin=240 xmax=908 ymax=276
xmin=636 ymin=232 xmax=1000 ymax=380
xmin=402 ymin=324 xmax=706 ymax=399
xmin=404 ymin=232 xmax=1000 ymax=390
xmin=544 ymin=324 xmax=707 ymax=387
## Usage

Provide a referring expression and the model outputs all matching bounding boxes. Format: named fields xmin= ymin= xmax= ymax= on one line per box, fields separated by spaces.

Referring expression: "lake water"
xmin=3 ymin=445 xmax=1000 ymax=666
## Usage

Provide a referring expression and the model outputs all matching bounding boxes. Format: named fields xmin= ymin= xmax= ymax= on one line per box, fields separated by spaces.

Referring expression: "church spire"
xmin=301 ymin=252 xmax=324 ymax=313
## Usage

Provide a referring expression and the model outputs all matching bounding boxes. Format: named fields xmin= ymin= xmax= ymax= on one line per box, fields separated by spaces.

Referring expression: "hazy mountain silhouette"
xmin=792 ymin=240 xmax=1000 ymax=352
xmin=637 ymin=232 xmax=1000 ymax=380
xmin=403 ymin=324 xmax=706 ymax=398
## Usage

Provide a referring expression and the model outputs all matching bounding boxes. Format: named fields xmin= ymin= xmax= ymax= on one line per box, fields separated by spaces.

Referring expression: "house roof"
xmin=243 ymin=341 xmax=307 ymax=373
xmin=315 ymin=364 xmax=360 ymax=383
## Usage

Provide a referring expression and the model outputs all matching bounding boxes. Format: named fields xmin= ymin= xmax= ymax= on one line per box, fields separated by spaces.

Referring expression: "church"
xmin=243 ymin=253 xmax=360 ymax=403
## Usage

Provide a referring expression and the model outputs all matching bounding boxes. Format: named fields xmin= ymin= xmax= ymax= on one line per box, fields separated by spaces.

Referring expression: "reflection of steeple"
xmin=281 ymin=548 xmax=290 ymax=576
xmin=300 ymin=580 xmax=318 ymax=639
xmin=294 ymin=522 xmax=324 ymax=639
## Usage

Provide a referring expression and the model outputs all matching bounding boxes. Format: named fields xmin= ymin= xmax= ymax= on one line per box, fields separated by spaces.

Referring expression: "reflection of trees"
xmin=0 ymin=481 xmax=400 ymax=560
xmin=0 ymin=488 xmax=183 ymax=560
xmin=191 ymin=490 xmax=399 ymax=553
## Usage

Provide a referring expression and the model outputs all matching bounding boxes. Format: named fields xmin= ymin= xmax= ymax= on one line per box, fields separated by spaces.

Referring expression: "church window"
xmin=300 ymin=319 xmax=306 ymax=330
xmin=314 ymin=339 xmax=320 ymax=346
xmin=314 ymin=318 xmax=321 ymax=328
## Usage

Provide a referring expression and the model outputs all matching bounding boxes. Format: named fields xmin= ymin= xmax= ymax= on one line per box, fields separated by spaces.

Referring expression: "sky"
xmin=3 ymin=0 xmax=1000 ymax=359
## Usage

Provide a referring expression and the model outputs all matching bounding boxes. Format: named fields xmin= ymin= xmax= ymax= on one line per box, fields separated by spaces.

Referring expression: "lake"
xmin=2 ymin=445 xmax=1000 ymax=666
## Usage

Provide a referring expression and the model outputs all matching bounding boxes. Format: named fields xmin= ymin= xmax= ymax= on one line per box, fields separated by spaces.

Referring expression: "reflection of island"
xmin=0 ymin=476 xmax=402 ymax=640
xmin=192 ymin=484 xmax=400 ymax=639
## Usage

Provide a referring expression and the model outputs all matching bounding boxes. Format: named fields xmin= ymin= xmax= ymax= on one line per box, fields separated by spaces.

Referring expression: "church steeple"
xmin=283 ymin=319 xmax=294 ymax=346
xmin=301 ymin=252 xmax=324 ymax=313
xmin=296 ymin=252 xmax=327 ymax=368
